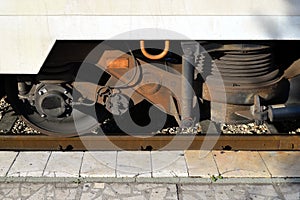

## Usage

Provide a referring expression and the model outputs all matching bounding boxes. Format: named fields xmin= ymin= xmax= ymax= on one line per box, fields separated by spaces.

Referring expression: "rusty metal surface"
xmin=96 ymin=50 xmax=183 ymax=116
xmin=210 ymin=102 xmax=252 ymax=123
xmin=203 ymin=78 xmax=288 ymax=105
xmin=284 ymin=58 xmax=300 ymax=79
xmin=0 ymin=135 xmax=299 ymax=151
xmin=201 ymin=44 xmax=286 ymax=105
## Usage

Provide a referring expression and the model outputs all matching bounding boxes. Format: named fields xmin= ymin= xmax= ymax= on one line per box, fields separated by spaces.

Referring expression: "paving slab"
xmin=80 ymin=151 xmax=116 ymax=177
xmin=0 ymin=151 xmax=18 ymax=177
xmin=152 ymin=151 xmax=188 ymax=177
xmin=82 ymin=183 xmax=177 ymax=200
xmin=260 ymin=151 xmax=300 ymax=177
xmin=116 ymin=151 xmax=151 ymax=177
xmin=276 ymin=183 xmax=300 ymax=200
xmin=184 ymin=150 xmax=218 ymax=178
xmin=7 ymin=151 xmax=50 ymax=177
xmin=43 ymin=152 xmax=83 ymax=177
xmin=1 ymin=182 xmax=296 ymax=200
xmin=213 ymin=151 xmax=270 ymax=177
xmin=179 ymin=184 xmax=281 ymax=200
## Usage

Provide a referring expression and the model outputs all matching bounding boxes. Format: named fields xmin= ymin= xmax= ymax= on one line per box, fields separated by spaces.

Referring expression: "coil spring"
xmin=199 ymin=44 xmax=280 ymax=87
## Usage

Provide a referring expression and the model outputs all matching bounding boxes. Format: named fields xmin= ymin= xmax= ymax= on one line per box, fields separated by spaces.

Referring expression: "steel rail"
xmin=0 ymin=135 xmax=299 ymax=151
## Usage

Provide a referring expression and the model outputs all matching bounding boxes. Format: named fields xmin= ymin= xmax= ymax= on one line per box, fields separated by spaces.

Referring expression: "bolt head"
xmin=41 ymin=114 xmax=46 ymax=118
xmin=38 ymin=88 xmax=47 ymax=95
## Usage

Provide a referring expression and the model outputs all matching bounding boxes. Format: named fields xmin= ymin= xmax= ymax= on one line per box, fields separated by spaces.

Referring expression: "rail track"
xmin=0 ymin=135 xmax=300 ymax=151
xmin=0 ymin=98 xmax=300 ymax=151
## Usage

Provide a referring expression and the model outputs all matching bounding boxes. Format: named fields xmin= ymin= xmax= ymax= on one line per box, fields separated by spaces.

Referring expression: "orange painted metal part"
xmin=140 ymin=40 xmax=170 ymax=60
xmin=96 ymin=50 xmax=183 ymax=116
xmin=107 ymin=57 xmax=129 ymax=69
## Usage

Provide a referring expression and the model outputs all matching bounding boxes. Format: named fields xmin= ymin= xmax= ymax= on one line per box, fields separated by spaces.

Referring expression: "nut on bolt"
xmin=38 ymin=88 xmax=47 ymax=95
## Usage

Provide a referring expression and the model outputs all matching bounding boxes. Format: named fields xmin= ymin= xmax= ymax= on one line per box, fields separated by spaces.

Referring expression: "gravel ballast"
xmin=0 ymin=97 xmax=299 ymax=135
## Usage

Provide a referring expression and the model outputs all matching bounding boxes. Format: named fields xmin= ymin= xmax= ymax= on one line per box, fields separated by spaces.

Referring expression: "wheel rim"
xmin=6 ymin=79 xmax=100 ymax=137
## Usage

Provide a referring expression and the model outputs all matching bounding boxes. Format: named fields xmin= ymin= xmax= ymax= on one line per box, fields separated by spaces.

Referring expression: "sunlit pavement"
xmin=0 ymin=150 xmax=300 ymax=199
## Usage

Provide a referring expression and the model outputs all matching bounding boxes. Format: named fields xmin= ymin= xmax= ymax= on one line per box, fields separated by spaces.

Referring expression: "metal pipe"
xmin=140 ymin=40 xmax=170 ymax=60
xmin=268 ymin=104 xmax=300 ymax=122
xmin=181 ymin=42 xmax=197 ymax=127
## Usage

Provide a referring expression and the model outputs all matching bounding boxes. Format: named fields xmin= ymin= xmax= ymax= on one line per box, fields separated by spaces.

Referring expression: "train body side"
xmin=1 ymin=0 xmax=300 ymax=74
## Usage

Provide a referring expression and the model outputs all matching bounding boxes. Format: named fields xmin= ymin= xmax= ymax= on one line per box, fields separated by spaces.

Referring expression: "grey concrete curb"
xmin=1 ymin=176 xmax=300 ymax=184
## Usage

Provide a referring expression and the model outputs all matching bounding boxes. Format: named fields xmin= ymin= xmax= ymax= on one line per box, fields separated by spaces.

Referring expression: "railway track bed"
xmin=0 ymin=97 xmax=300 ymax=151
xmin=0 ymin=135 xmax=300 ymax=151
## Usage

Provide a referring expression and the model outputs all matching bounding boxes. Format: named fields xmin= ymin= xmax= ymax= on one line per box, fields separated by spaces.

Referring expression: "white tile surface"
xmin=7 ymin=152 xmax=50 ymax=177
xmin=184 ymin=150 xmax=219 ymax=177
xmin=260 ymin=151 xmax=300 ymax=177
xmin=0 ymin=151 xmax=18 ymax=177
xmin=116 ymin=151 xmax=151 ymax=177
xmin=81 ymin=151 xmax=116 ymax=177
xmin=43 ymin=152 xmax=83 ymax=177
xmin=213 ymin=151 xmax=270 ymax=177
xmin=152 ymin=151 xmax=188 ymax=177
xmin=3 ymin=150 xmax=298 ymax=179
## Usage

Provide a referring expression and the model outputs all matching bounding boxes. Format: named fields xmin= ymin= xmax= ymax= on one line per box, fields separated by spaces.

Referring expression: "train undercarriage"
xmin=2 ymin=40 xmax=300 ymax=136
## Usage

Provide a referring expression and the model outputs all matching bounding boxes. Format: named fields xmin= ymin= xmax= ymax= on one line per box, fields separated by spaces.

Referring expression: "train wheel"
xmin=5 ymin=78 xmax=100 ymax=137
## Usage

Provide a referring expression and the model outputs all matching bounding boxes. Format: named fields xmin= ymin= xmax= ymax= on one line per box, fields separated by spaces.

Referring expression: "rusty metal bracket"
xmin=235 ymin=95 xmax=268 ymax=124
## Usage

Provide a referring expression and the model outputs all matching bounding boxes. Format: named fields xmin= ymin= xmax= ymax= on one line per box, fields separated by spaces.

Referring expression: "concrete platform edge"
xmin=1 ymin=177 xmax=300 ymax=184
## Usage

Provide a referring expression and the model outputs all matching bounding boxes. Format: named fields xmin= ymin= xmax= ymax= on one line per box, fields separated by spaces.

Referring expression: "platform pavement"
xmin=0 ymin=181 xmax=300 ymax=199
xmin=0 ymin=150 xmax=300 ymax=199
xmin=1 ymin=151 xmax=300 ymax=179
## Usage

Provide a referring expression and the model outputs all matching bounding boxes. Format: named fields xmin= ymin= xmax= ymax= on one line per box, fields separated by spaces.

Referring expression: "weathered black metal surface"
xmin=181 ymin=42 xmax=198 ymax=127
xmin=200 ymin=43 xmax=288 ymax=123
xmin=202 ymin=44 xmax=283 ymax=103
xmin=0 ymin=108 xmax=17 ymax=133
xmin=268 ymin=105 xmax=300 ymax=122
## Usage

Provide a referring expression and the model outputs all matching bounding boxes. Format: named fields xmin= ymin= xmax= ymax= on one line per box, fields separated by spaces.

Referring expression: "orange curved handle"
xmin=140 ymin=40 xmax=170 ymax=60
